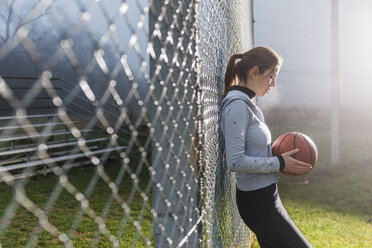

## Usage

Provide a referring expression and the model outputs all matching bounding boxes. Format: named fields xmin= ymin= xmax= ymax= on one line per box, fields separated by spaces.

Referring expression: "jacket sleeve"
xmin=221 ymin=100 xmax=280 ymax=173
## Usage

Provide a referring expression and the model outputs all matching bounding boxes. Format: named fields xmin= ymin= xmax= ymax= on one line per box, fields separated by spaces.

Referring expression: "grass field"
xmin=0 ymin=129 xmax=153 ymax=247
xmin=1 ymin=156 xmax=370 ymax=247
xmin=253 ymin=160 xmax=372 ymax=248
xmin=1 ymin=108 xmax=371 ymax=247
xmin=249 ymin=161 xmax=372 ymax=248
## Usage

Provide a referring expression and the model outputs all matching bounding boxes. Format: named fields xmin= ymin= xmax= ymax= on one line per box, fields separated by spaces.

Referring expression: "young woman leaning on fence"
xmin=219 ymin=46 xmax=313 ymax=248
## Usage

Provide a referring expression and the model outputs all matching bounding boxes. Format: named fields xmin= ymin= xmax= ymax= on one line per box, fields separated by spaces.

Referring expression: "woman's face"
xmin=249 ymin=65 xmax=280 ymax=97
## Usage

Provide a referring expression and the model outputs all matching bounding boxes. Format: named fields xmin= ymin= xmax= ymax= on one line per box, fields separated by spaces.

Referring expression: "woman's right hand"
xmin=281 ymin=148 xmax=312 ymax=175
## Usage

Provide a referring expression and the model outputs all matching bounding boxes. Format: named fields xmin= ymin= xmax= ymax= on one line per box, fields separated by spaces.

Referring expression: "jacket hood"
xmin=220 ymin=90 xmax=252 ymax=114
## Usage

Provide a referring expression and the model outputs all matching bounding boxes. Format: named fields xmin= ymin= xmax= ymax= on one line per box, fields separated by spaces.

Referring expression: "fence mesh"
xmin=197 ymin=1 xmax=251 ymax=247
xmin=252 ymin=0 xmax=333 ymax=180
xmin=0 ymin=0 xmax=251 ymax=247
xmin=253 ymin=0 xmax=372 ymax=168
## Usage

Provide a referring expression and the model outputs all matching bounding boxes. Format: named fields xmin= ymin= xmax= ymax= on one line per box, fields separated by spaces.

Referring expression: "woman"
xmin=220 ymin=46 xmax=313 ymax=248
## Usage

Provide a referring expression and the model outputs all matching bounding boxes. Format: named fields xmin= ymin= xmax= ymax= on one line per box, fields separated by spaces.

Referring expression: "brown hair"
xmin=222 ymin=46 xmax=283 ymax=98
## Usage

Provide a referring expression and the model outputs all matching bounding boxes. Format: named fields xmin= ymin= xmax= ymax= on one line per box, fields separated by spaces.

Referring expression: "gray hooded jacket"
xmin=220 ymin=90 xmax=280 ymax=191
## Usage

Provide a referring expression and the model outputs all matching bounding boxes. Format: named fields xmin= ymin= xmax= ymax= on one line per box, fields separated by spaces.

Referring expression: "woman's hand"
xmin=281 ymin=148 xmax=312 ymax=176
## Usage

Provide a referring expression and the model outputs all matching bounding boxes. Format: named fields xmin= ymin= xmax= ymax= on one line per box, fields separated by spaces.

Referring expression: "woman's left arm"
xmin=222 ymin=100 xmax=281 ymax=173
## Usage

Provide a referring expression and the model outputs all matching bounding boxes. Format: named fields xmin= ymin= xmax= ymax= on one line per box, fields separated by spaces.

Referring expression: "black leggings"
xmin=236 ymin=183 xmax=312 ymax=248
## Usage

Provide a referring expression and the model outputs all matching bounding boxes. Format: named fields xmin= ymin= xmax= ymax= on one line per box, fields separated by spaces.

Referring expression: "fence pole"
xmin=331 ymin=0 xmax=340 ymax=165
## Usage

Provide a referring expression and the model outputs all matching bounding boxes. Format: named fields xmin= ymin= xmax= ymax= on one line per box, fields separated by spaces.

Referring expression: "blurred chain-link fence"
xmin=0 ymin=0 xmax=252 ymax=247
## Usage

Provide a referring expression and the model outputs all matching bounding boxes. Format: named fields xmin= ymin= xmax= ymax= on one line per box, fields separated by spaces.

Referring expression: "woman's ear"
xmin=249 ymin=66 xmax=259 ymax=78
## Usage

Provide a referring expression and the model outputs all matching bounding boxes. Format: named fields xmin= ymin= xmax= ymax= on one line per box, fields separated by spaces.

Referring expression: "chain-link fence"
xmin=253 ymin=0 xmax=332 ymax=174
xmin=253 ymin=0 xmax=372 ymax=167
xmin=197 ymin=1 xmax=253 ymax=247
xmin=0 ymin=0 xmax=252 ymax=247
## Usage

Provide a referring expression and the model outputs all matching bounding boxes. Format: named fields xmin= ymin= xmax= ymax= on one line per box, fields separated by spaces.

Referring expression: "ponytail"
xmin=221 ymin=46 xmax=282 ymax=99
xmin=222 ymin=53 xmax=242 ymax=99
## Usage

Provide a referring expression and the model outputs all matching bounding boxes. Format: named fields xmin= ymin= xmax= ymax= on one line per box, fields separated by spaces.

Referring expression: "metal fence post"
xmin=331 ymin=0 xmax=341 ymax=165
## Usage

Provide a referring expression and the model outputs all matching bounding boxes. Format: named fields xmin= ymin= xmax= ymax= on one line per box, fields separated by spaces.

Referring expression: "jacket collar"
xmin=230 ymin=85 xmax=256 ymax=99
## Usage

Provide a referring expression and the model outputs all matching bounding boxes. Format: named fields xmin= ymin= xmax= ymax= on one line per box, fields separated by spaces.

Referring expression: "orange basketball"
xmin=272 ymin=132 xmax=318 ymax=176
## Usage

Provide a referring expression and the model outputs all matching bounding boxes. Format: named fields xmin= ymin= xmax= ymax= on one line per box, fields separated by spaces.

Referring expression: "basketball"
xmin=272 ymin=132 xmax=318 ymax=176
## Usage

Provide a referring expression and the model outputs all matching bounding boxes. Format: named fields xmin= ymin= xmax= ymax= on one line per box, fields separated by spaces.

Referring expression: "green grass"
xmin=0 ymin=131 xmax=153 ymax=247
xmin=250 ymin=162 xmax=372 ymax=248
xmin=275 ymin=162 xmax=371 ymax=248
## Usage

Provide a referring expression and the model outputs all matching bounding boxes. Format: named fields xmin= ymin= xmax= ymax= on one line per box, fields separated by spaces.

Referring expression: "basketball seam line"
xmin=276 ymin=133 xmax=292 ymax=156
xmin=293 ymin=133 xmax=298 ymax=159
xmin=299 ymin=133 xmax=313 ymax=165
